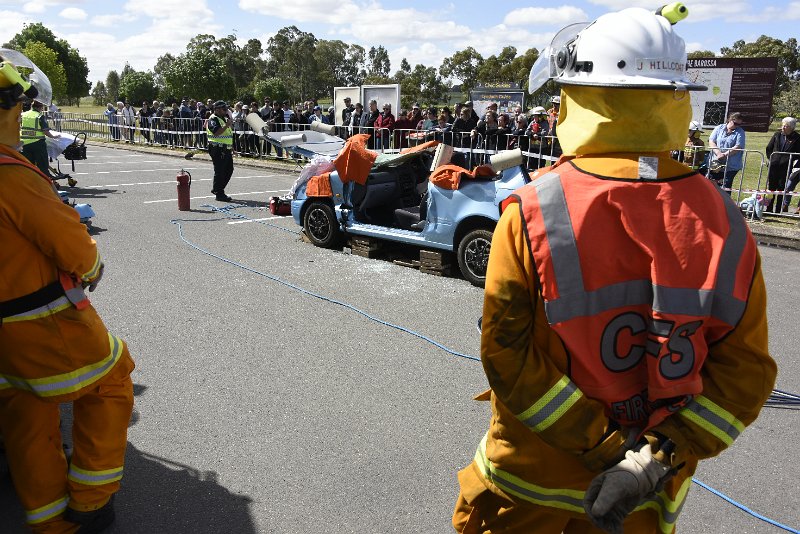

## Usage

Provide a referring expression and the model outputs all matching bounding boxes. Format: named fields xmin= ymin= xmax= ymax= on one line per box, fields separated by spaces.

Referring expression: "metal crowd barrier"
xmin=49 ymin=112 xmax=798 ymax=218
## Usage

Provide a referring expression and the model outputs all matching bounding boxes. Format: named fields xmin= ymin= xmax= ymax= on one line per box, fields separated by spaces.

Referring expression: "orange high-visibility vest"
xmin=502 ymin=161 xmax=758 ymax=430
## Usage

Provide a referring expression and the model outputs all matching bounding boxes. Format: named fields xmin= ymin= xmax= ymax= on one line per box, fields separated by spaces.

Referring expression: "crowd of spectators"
xmin=95 ymin=95 xmax=565 ymax=164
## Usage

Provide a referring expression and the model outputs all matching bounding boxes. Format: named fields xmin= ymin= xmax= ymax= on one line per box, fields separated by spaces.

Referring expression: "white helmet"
xmin=689 ymin=120 xmax=702 ymax=132
xmin=531 ymin=106 xmax=547 ymax=115
xmin=550 ymin=96 xmax=561 ymax=105
xmin=528 ymin=4 xmax=706 ymax=93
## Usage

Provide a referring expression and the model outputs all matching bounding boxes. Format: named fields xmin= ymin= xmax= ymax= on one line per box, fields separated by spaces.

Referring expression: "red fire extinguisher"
xmin=176 ymin=169 xmax=191 ymax=211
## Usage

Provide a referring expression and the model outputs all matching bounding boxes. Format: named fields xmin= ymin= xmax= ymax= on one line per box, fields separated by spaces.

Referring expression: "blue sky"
xmin=1 ymin=0 xmax=797 ymax=85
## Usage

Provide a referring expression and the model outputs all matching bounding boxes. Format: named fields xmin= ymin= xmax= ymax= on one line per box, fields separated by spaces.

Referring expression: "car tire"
xmin=303 ymin=202 xmax=342 ymax=248
xmin=457 ymin=228 xmax=493 ymax=288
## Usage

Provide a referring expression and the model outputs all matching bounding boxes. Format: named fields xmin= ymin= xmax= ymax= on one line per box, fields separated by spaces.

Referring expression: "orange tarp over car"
xmin=429 ymin=164 xmax=496 ymax=190
xmin=400 ymin=140 xmax=439 ymax=154
xmin=333 ymin=134 xmax=377 ymax=186
xmin=305 ymin=172 xmax=333 ymax=197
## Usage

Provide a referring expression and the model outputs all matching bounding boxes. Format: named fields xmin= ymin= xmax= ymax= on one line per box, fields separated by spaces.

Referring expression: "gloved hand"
xmin=84 ymin=263 xmax=104 ymax=292
xmin=583 ymin=444 xmax=671 ymax=534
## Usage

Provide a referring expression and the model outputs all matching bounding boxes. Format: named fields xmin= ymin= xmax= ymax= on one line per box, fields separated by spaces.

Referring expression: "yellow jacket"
xmin=465 ymin=154 xmax=776 ymax=532
xmin=0 ymin=145 xmax=130 ymax=402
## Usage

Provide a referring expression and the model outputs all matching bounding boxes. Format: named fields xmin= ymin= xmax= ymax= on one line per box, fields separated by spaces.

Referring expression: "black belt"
xmin=0 ymin=280 xmax=63 ymax=320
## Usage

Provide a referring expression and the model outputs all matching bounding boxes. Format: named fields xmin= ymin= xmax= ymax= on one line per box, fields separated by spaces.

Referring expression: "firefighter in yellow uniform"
xmin=453 ymin=6 xmax=777 ymax=534
xmin=0 ymin=49 xmax=134 ymax=533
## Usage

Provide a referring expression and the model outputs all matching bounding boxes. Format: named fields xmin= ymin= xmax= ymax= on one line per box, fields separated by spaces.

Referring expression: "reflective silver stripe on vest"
xmin=26 ymin=495 xmax=69 ymax=524
xmin=536 ymin=174 xmax=747 ymax=327
xmin=64 ymin=284 xmax=87 ymax=306
xmin=534 ymin=172 xmax=585 ymax=296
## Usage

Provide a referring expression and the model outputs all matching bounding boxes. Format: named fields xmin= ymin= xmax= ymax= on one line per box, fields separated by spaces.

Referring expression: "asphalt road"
xmin=1 ymin=145 xmax=798 ymax=533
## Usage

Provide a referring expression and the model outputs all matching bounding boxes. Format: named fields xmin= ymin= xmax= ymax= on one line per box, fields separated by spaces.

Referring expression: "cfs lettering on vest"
xmin=502 ymin=160 xmax=757 ymax=430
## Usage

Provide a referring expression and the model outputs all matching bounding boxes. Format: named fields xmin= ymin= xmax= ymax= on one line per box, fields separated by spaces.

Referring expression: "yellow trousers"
xmin=453 ymin=464 xmax=667 ymax=534
xmin=0 ymin=349 xmax=134 ymax=534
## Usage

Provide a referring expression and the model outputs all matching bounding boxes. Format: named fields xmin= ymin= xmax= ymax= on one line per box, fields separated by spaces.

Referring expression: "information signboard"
xmin=686 ymin=57 xmax=779 ymax=132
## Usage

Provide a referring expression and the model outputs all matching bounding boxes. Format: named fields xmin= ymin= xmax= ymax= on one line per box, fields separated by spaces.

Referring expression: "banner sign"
xmin=469 ymin=89 xmax=525 ymax=118
xmin=686 ymin=57 xmax=779 ymax=132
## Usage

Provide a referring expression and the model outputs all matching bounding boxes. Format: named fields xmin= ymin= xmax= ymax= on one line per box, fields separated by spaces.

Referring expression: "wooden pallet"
xmin=349 ymin=236 xmax=391 ymax=258
xmin=419 ymin=249 xmax=452 ymax=277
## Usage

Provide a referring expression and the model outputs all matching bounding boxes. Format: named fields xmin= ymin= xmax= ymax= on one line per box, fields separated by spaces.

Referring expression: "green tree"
xmin=688 ymin=50 xmax=716 ymax=59
xmin=266 ymin=26 xmax=318 ymax=101
xmin=21 ymin=41 xmax=67 ymax=103
xmin=163 ymin=48 xmax=235 ymax=102
xmin=106 ymin=70 xmax=120 ymax=102
xmin=119 ymin=70 xmax=157 ymax=105
xmin=187 ymin=34 xmax=265 ymax=93
xmin=774 ymin=80 xmax=800 ymax=118
xmin=721 ymin=36 xmax=800 ymax=94
xmin=5 ymin=22 xmax=90 ymax=105
xmin=476 ymin=46 xmax=518 ymax=85
xmin=367 ymin=45 xmax=391 ymax=79
xmin=439 ymin=47 xmax=484 ymax=95
xmin=313 ymin=40 xmax=367 ymax=96
xmin=508 ymin=48 xmax=539 ymax=91
xmin=396 ymin=64 xmax=448 ymax=109
xmin=251 ymin=77 xmax=289 ymax=103
xmin=91 ymin=81 xmax=108 ymax=106
xmin=153 ymin=53 xmax=175 ymax=91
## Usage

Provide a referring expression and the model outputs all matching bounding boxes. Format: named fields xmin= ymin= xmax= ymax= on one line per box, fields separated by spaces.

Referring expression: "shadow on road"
xmin=0 ymin=444 xmax=257 ymax=534
xmin=0 ymin=382 xmax=257 ymax=533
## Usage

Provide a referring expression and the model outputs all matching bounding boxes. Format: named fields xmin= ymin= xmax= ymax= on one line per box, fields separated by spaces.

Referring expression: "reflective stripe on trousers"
xmin=533 ymin=172 xmax=749 ymax=327
xmin=0 ymin=333 xmax=125 ymax=397
xmin=515 ymin=375 xmax=582 ymax=432
xmin=68 ymin=464 xmax=124 ymax=486
xmin=474 ymin=432 xmax=690 ymax=533
xmin=678 ymin=395 xmax=745 ymax=446
xmin=26 ymin=495 xmax=69 ymax=524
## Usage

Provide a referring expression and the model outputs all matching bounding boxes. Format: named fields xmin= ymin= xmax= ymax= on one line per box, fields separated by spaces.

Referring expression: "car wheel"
xmin=303 ymin=202 xmax=342 ymax=248
xmin=457 ymin=228 xmax=493 ymax=287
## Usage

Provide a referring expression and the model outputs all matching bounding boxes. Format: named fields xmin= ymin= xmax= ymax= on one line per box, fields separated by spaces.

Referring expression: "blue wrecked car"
xmin=289 ymin=142 xmax=530 ymax=287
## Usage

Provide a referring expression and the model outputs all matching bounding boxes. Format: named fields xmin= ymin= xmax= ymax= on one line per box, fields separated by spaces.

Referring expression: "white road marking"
xmin=144 ymin=190 xmax=288 ymax=204
xmin=84 ymin=174 xmax=282 ymax=188
xmin=227 ymin=216 xmax=289 ymax=225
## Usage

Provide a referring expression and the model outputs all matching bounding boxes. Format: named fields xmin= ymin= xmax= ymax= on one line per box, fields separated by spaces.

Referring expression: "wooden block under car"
xmin=419 ymin=249 xmax=452 ymax=276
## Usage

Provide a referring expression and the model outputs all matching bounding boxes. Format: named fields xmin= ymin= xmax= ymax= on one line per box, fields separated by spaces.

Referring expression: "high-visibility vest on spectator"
xmin=20 ymin=109 xmax=45 ymax=145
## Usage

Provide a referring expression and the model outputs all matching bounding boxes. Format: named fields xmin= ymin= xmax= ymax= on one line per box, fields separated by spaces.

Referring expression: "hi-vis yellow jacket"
xmin=465 ymin=154 xmax=776 ymax=533
xmin=0 ymin=144 xmax=130 ymax=402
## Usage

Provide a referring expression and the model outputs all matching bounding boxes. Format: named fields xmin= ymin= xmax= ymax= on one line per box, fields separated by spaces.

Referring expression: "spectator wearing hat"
xmin=206 ymin=100 xmax=235 ymax=201
xmin=309 ymin=105 xmax=326 ymax=124
xmin=341 ymin=97 xmax=355 ymax=127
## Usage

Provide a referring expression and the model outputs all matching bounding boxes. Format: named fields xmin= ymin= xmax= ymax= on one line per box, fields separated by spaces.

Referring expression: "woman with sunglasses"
xmin=708 ymin=111 xmax=746 ymax=194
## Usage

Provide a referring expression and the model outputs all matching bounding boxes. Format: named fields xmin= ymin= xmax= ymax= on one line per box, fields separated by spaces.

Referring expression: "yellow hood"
xmin=557 ymin=85 xmax=691 ymax=156
xmin=0 ymin=103 xmax=22 ymax=149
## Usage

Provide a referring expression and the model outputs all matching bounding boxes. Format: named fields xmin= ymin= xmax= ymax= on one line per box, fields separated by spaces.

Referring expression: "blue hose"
xmin=172 ymin=207 xmax=798 ymax=533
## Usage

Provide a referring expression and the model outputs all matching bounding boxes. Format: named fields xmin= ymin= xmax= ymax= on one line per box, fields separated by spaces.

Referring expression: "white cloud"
xmin=0 ymin=11 xmax=35 ymax=44
xmin=239 ymin=0 xmax=469 ymax=43
xmin=63 ymin=0 xmax=220 ymax=80
xmin=389 ymin=42 xmax=448 ymax=74
xmin=60 ymin=7 xmax=87 ymax=20
xmin=23 ymin=2 xmax=47 ymax=13
xmin=504 ymin=6 xmax=589 ymax=26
